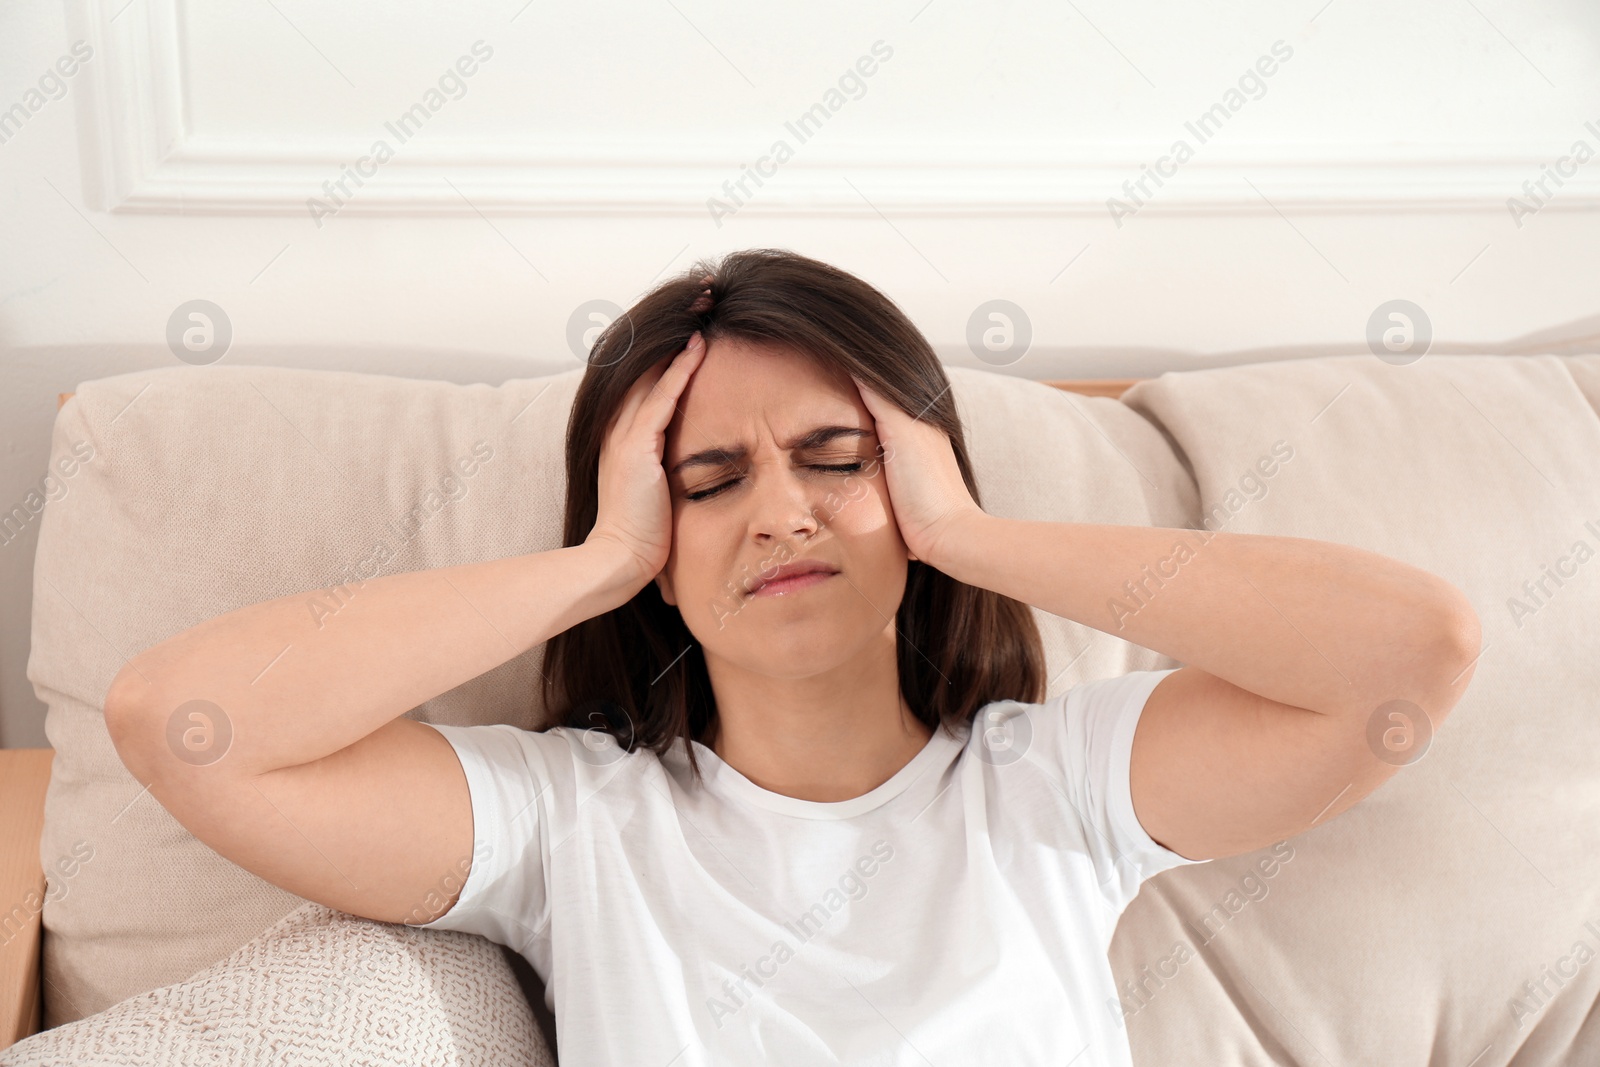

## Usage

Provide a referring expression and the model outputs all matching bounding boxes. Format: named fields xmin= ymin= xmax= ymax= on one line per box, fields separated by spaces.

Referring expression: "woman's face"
xmin=654 ymin=335 xmax=913 ymax=680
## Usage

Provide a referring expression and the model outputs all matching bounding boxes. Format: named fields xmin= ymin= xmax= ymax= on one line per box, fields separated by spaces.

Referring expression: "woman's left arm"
xmin=853 ymin=377 xmax=1483 ymax=861
xmin=934 ymin=515 xmax=1480 ymax=727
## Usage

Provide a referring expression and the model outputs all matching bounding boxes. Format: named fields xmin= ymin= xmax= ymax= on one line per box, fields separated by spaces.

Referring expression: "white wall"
xmin=2 ymin=0 xmax=1597 ymax=746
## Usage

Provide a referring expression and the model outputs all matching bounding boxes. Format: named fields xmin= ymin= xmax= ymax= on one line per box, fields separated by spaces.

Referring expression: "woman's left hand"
xmin=851 ymin=375 xmax=987 ymax=569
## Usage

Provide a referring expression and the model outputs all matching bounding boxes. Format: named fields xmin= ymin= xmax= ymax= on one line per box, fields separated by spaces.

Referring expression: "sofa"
xmin=2 ymin=353 xmax=1597 ymax=1064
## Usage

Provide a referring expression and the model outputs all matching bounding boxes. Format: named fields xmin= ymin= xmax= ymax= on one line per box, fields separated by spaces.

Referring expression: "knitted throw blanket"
xmin=0 ymin=902 xmax=555 ymax=1067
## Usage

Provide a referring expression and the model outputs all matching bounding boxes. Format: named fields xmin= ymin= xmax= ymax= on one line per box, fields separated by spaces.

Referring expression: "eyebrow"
xmin=669 ymin=425 xmax=872 ymax=477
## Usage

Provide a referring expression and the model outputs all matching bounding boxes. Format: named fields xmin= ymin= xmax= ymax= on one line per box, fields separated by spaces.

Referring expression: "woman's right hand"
xmin=585 ymin=330 xmax=707 ymax=591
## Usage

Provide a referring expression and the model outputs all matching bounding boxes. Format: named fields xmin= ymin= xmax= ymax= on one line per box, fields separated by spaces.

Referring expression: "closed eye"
xmin=686 ymin=462 xmax=864 ymax=502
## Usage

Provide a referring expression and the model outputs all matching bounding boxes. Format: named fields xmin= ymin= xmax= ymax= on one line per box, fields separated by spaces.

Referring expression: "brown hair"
xmin=541 ymin=248 xmax=1045 ymax=781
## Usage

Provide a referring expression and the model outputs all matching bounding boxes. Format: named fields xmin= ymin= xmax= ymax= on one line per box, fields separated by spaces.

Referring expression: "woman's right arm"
xmin=102 ymin=541 xmax=642 ymax=926
xmin=103 ymin=329 xmax=708 ymax=926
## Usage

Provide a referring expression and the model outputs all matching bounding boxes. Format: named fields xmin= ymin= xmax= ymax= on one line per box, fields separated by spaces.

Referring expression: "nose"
xmin=746 ymin=460 xmax=823 ymax=545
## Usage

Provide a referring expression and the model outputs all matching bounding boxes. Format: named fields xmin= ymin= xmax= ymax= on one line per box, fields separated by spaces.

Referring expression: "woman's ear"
xmin=654 ymin=569 xmax=677 ymax=606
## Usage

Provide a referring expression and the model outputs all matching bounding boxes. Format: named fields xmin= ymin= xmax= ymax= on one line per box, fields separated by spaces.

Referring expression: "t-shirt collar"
xmin=678 ymin=724 xmax=966 ymax=820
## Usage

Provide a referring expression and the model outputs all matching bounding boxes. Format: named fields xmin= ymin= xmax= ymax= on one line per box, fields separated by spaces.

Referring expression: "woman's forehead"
xmin=665 ymin=340 xmax=868 ymax=453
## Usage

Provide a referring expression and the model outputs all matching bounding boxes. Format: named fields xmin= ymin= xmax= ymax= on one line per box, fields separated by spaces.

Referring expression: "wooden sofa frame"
xmin=0 ymin=377 xmax=1137 ymax=1049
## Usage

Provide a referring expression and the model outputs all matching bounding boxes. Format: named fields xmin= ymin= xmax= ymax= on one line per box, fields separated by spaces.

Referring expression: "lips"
xmin=748 ymin=559 xmax=840 ymax=597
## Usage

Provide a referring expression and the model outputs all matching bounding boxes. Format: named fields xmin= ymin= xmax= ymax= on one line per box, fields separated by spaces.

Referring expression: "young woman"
xmin=103 ymin=248 xmax=1481 ymax=1065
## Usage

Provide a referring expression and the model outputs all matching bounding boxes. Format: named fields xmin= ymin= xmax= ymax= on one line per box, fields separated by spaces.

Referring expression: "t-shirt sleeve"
xmin=408 ymin=721 xmax=553 ymax=959
xmin=1043 ymin=667 xmax=1210 ymax=908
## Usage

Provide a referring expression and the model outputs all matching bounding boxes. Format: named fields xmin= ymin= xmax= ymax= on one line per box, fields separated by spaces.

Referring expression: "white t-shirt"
xmin=415 ymin=667 xmax=1207 ymax=1066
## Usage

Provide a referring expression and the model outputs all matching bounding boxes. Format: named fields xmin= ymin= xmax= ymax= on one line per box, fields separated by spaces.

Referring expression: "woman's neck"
xmin=700 ymin=652 xmax=933 ymax=803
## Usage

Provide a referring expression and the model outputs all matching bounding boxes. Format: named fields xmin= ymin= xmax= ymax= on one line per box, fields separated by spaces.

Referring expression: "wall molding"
xmin=71 ymin=0 xmax=1600 ymax=219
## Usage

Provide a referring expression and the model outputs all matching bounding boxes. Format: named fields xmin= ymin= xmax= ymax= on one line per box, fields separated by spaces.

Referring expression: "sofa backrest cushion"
xmin=1109 ymin=354 xmax=1600 ymax=1064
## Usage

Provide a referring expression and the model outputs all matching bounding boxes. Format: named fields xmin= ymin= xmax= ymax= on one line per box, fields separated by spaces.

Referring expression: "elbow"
xmin=1437 ymin=586 xmax=1482 ymax=666
xmin=1425 ymin=586 xmax=1482 ymax=710
xmin=103 ymin=664 xmax=161 ymax=777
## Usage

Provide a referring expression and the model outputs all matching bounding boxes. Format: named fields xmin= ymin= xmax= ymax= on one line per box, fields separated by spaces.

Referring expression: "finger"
xmin=613 ymin=362 xmax=663 ymax=434
xmin=852 ymin=374 xmax=891 ymax=418
xmin=852 ymin=376 xmax=898 ymax=447
xmin=639 ymin=331 xmax=705 ymax=428
xmin=648 ymin=331 xmax=704 ymax=400
xmin=618 ymin=332 xmax=702 ymax=431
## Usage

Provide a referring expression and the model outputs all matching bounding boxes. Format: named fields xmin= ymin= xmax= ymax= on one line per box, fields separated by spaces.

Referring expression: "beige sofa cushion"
xmin=0 ymin=901 xmax=550 ymax=1066
xmin=1108 ymin=354 xmax=1600 ymax=1065
xmin=28 ymin=362 xmax=1192 ymax=1031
